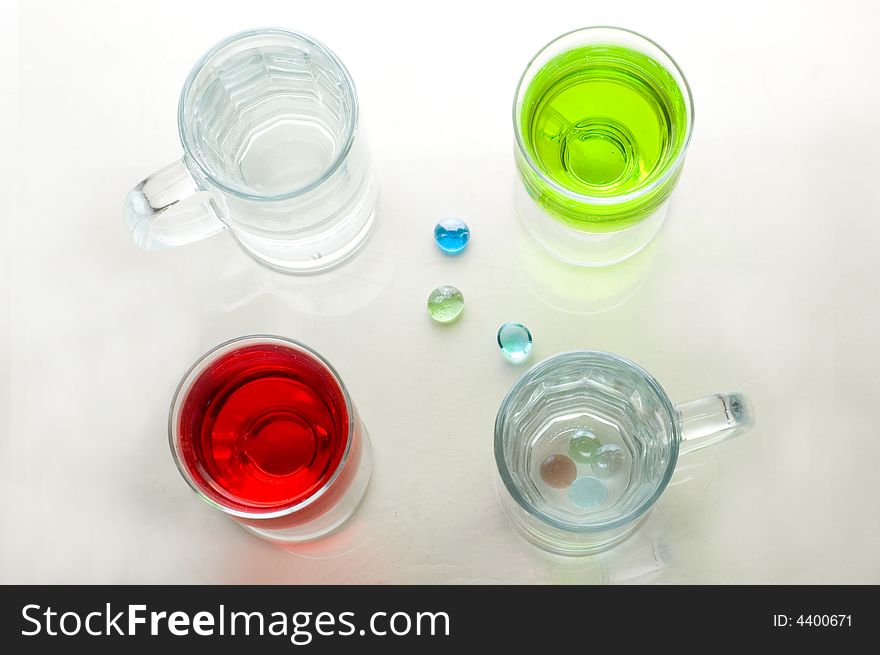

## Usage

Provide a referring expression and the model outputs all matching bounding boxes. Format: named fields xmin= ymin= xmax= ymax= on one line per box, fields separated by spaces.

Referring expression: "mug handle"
xmin=123 ymin=158 xmax=226 ymax=250
xmin=675 ymin=393 xmax=755 ymax=455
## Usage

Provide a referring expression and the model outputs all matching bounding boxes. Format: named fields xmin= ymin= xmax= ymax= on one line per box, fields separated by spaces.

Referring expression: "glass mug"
xmin=124 ymin=29 xmax=378 ymax=273
xmin=494 ymin=351 xmax=754 ymax=555
xmin=513 ymin=27 xmax=694 ymax=266
xmin=169 ymin=335 xmax=371 ymax=543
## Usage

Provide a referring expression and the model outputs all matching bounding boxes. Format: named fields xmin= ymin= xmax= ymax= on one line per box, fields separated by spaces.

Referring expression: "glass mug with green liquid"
xmin=514 ymin=27 xmax=694 ymax=265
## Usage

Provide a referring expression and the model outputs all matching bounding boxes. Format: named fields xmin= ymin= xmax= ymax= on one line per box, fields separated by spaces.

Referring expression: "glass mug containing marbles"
xmin=494 ymin=351 xmax=754 ymax=555
xmin=124 ymin=29 xmax=378 ymax=273
xmin=169 ymin=335 xmax=371 ymax=543
xmin=513 ymin=27 xmax=693 ymax=266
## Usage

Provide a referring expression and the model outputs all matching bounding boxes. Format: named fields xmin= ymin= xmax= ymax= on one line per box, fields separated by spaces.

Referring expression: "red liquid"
xmin=176 ymin=342 xmax=349 ymax=514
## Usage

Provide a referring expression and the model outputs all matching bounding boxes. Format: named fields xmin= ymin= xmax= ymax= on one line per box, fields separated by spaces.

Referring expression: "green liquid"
xmin=518 ymin=44 xmax=689 ymax=230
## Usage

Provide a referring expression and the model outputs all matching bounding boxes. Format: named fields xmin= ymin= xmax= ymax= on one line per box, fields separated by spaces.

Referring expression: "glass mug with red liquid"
xmin=169 ymin=335 xmax=371 ymax=542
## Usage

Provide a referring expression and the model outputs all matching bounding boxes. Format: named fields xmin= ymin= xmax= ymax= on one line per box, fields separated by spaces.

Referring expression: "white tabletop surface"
xmin=2 ymin=0 xmax=879 ymax=584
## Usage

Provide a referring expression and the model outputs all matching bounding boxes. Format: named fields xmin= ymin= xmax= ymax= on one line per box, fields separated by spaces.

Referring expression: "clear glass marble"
xmin=433 ymin=217 xmax=470 ymax=254
xmin=593 ymin=444 xmax=625 ymax=478
xmin=497 ymin=322 xmax=533 ymax=363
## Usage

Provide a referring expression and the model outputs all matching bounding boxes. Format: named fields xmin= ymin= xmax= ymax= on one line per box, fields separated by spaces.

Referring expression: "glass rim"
xmin=168 ymin=334 xmax=356 ymax=520
xmin=512 ymin=25 xmax=695 ymax=206
xmin=493 ymin=349 xmax=681 ymax=533
xmin=177 ymin=28 xmax=359 ymax=203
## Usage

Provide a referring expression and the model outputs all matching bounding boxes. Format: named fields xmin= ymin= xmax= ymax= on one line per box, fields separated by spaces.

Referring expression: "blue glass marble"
xmin=567 ymin=476 xmax=608 ymax=509
xmin=497 ymin=322 xmax=533 ymax=363
xmin=433 ymin=217 xmax=470 ymax=254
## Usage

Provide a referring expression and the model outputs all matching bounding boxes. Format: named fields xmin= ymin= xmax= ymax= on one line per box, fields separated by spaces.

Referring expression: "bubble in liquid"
xmin=593 ymin=444 xmax=625 ymax=478
xmin=568 ymin=429 xmax=601 ymax=464
xmin=427 ymin=285 xmax=464 ymax=324
xmin=567 ymin=476 xmax=608 ymax=509
xmin=539 ymin=454 xmax=577 ymax=489
xmin=434 ymin=217 xmax=470 ymax=254
xmin=497 ymin=322 xmax=533 ymax=363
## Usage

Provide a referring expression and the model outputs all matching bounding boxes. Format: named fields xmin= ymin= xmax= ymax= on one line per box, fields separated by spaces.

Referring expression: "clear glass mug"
xmin=513 ymin=27 xmax=694 ymax=266
xmin=494 ymin=351 xmax=754 ymax=555
xmin=124 ymin=29 xmax=378 ymax=273
xmin=169 ymin=335 xmax=371 ymax=543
